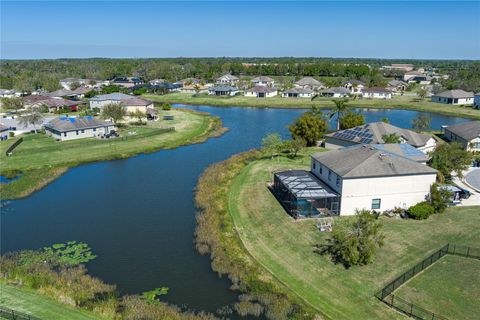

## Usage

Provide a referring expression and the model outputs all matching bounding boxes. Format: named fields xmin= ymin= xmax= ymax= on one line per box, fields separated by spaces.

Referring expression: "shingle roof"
xmin=209 ymin=85 xmax=238 ymax=92
xmin=217 ymin=74 xmax=239 ymax=81
xmin=23 ymin=95 xmax=50 ymax=104
xmin=295 ymin=77 xmax=324 ymax=87
xmin=251 ymin=76 xmax=274 ymax=82
xmin=312 ymin=145 xmax=437 ymax=178
xmin=342 ymin=79 xmax=365 ymax=86
xmin=364 ymin=87 xmax=391 ymax=94
xmin=434 ymin=90 xmax=474 ymax=99
xmin=34 ymin=98 xmax=80 ymax=108
xmin=121 ymin=97 xmax=153 ymax=106
xmin=445 ymin=121 xmax=480 ymax=141
xmin=45 ymin=116 xmax=113 ymax=132
xmin=324 ymin=122 xmax=432 ymax=148
xmin=388 ymin=80 xmax=407 ymax=86
xmin=246 ymin=86 xmax=277 ymax=93
xmin=89 ymin=93 xmax=133 ymax=101
xmin=322 ymin=87 xmax=350 ymax=95
xmin=371 ymin=144 xmax=429 ymax=163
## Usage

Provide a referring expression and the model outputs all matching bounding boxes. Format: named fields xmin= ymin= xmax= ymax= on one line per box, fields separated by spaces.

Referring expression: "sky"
xmin=1 ymin=1 xmax=479 ymax=60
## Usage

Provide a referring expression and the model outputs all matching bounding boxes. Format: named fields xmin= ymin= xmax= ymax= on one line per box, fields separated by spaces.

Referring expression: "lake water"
xmin=0 ymin=105 xmax=472 ymax=314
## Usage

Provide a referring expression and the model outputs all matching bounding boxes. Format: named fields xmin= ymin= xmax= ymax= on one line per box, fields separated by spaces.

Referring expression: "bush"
xmin=161 ymin=103 xmax=171 ymax=111
xmin=429 ymin=183 xmax=451 ymax=213
xmin=408 ymin=201 xmax=435 ymax=220
xmin=288 ymin=112 xmax=328 ymax=146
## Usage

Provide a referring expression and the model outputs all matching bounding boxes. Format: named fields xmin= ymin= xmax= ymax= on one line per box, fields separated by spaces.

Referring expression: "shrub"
xmin=408 ymin=201 xmax=435 ymax=220
xmin=429 ymin=183 xmax=451 ymax=213
xmin=288 ymin=112 xmax=328 ymax=146
xmin=161 ymin=103 xmax=172 ymax=111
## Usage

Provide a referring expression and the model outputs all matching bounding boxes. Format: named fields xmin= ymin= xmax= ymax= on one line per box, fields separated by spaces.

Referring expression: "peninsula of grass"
xmin=394 ymin=255 xmax=480 ymax=320
xmin=144 ymin=93 xmax=480 ymax=120
xmin=195 ymin=148 xmax=480 ymax=320
xmin=0 ymin=109 xmax=225 ymax=200
xmin=0 ymin=283 xmax=101 ymax=320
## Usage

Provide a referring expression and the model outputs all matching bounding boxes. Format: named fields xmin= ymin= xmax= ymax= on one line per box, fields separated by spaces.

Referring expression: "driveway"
xmin=453 ymin=168 xmax=480 ymax=206
xmin=465 ymin=169 xmax=480 ymax=192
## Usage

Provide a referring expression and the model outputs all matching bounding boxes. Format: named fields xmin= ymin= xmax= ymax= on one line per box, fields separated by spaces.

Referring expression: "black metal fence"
xmin=5 ymin=137 xmax=23 ymax=156
xmin=376 ymin=243 xmax=479 ymax=320
xmin=0 ymin=306 xmax=42 ymax=320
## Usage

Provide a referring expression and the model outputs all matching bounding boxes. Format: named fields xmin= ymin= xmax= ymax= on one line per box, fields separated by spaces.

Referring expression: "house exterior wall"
xmin=339 ymin=174 xmax=437 ymax=215
xmin=252 ymin=80 xmax=274 ymax=87
xmin=311 ymin=159 xmax=342 ymax=194
xmin=89 ymin=99 xmax=121 ymax=110
xmin=363 ymin=92 xmax=392 ymax=99
xmin=245 ymin=90 xmax=277 ymax=98
xmin=282 ymin=92 xmax=313 ymax=98
xmin=124 ymin=102 xmax=154 ymax=113
xmin=45 ymin=125 xmax=116 ymax=141
xmin=344 ymin=84 xmax=364 ymax=94
xmin=431 ymin=96 xmax=474 ymax=105
xmin=444 ymin=129 xmax=480 ymax=151
xmin=417 ymin=137 xmax=437 ymax=153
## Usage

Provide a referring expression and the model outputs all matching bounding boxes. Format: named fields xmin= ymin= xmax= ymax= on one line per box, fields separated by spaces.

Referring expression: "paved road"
xmin=465 ymin=169 xmax=480 ymax=192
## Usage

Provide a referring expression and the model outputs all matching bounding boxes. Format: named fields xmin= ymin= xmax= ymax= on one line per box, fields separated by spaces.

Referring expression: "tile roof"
xmin=324 ymin=122 xmax=432 ymax=148
xmin=246 ymin=86 xmax=277 ymax=93
xmin=217 ymin=74 xmax=239 ymax=81
xmin=89 ymin=93 xmax=133 ymax=101
xmin=252 ymin=76 xmax=274 ymax=82
xmin=312 ymin=145 xmax=437 ymax=178
xmin=445 ymin=121 xmax=480 ymax=141
xmin=295 ymin=77 xmax=323 ymax=87
xmin=434 ymin=90 xmax=474 ymax=99
xmin=45 ymin=116 xmax=113 ymax=132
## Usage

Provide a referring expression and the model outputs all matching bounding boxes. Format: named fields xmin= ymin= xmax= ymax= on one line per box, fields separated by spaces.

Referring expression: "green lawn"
xmin=395 ymin=255 xmax=480 ymax=320
xmin=0 ymin=284 xmax=102 ymax=320
xmin=227 ymin=153 xmax=480 ymax=320
xmin=0 ymin=109 xmax=221 ymax=199
xmin=144 ymin=93 xmax=480 ymax=120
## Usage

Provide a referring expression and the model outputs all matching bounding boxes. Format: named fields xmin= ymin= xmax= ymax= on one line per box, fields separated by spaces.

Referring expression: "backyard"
xmin=144 ymin=93 xmax=480 ymax=120
xmin=0 ymin=109 xmax=223 ymax=199
xmin=227 ymin=152 xmax=480 ymax=319
xmin=394 ymin=255 xmax=480 ymax=320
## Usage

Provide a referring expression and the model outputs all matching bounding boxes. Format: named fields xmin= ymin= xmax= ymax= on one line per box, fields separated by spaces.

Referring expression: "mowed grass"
xmin=227 ymin=153 xmax=480 ymax=320
xmin=395 ymin=255 xmax=480 ymax=320
xmin=144 ymin=93 xmax=480 ymax=120
xmin=0 ymin=284 xmax=102 ymax=320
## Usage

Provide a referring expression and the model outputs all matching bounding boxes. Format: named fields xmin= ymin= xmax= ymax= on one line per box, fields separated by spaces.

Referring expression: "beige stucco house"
xmin=45 ymin=116 xmax=117 ymax=141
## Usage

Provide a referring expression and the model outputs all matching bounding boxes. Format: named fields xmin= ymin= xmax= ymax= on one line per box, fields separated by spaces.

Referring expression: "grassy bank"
xmin=395 ymin=255 xmax=480 ymax=320
xmin=0 ymin=109 xmax=224 ymax=200
xmin=227 ymin=152 xmax=480 ymax=319
xmin=0 ymin=284 xmax=101 ymax=320
xmin=144 ymin=93 xmax=480 ymax=120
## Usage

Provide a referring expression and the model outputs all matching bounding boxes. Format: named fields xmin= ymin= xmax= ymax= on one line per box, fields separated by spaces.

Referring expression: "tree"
xmin=18 ymin=107 xmax=44 ymax=133
xmin=101 ymin=103 xmax=126 ymax=123
xmin=329 ymin=98 xmax=350 ymax=130
xmin=382 ymin=133 xmax=402 ymax=143
xmin=69 ymin=81 xmax=81 ymax=90
xmin=416 ymin=88 xmax=428 ymax=99
xmin=161 ymin=103 xmax=171 ymax=111
xmin=411 ymin=114 xmax=431 ymax=132
xmin=339 ymin=111 xmax=365 ymax=130
xmin=429 ymin=142 xmax=473 ymax=180
xmin=261 ymin=133 xmax=284 ymax=156
xmin=193 ymin=84 xmax=201 ymax=96
xmin=285 ymin=138 xmax=306 ymax=157
xmin=289 ymin=112 xmax=328 ymax=146
xmin=129 ymin=110 xmax=146 ymax=124
xmin=429 ymin=183 xmax=452 ymax=213
xmin=320 ymin=209 xmax=385 ymax=267
xmin=1 ymin=97 xmax=23 ymax=112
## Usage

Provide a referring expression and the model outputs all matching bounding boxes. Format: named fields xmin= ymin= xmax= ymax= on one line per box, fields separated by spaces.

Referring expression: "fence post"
xmin=453 ymin=244 xmax=456 ymax=255
xmin=391 ymin=294 xmax=394 ymax=306
xmin=11 ymin=310 xmax=15 ymax=320
xmin=410 ymin=303 xmax=414 ymax=316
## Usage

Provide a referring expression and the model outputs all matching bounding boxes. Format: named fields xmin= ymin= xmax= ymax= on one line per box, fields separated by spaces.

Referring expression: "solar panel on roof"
xmin=69 ymin=118 xmax=75 ymax=123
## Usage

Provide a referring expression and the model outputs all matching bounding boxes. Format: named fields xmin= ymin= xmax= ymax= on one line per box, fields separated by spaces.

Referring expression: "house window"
xmin=63 ymin=132 xmax=67 ymax=137
xmin=336 ymin=177 xmax=340 ymax=187
xmin=328 ymin=170 xmax=332 ymax=181
xmin=81 ymin=129 xmax=85 ymax=133
xmin=93 ymin=128 xmax=96 ymax=132
xmin=319 ymin=165 xmax=322 ymax=174
xmin=312 ymin=162 xmax=316 ymax=170
xmin=371 ymin=199 xmax=381 ymax=210
xmin=76 ymin=130 xmax=79 ymax=135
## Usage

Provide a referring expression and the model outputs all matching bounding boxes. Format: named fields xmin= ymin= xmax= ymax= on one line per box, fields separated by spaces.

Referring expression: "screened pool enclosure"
xmin=273 ymin=170 xmax=340 ymax=218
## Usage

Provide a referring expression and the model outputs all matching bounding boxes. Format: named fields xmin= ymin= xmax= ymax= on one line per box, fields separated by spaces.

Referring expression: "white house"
xmin=245 ymin=86 xmax=277 ymax=98
xmin=121 ymin=97 xmax=155 ymax=113
xmin=282 ymin=87 xmax=314 ymax=98
xmin=45 ymin=116 xmax=117 ymax=141
xmin=323 ymin=122 xmax=437 ymax=153
xmin=321 ymin=87 xmax=350 ymax=98
xmin=309 ymin=145 xmax=438 ymax=215
xmin=342 ymin=80 xmax=365 ymax=95
xmin=362 ymin=87 xmax=392 ymax=99
xmin=387 ymin=80 xmax=407 ymax=94
xmin=431 ymin=90 xmax=474 ymax=105
xmin=216 ymin=74 xmax=239 ymax=86
xmin=180 ymin=84 xmax=211 ymax=94
xmin=111 ymin=77 xmax=144 ymax=88
xmin=475 ymin=93 xmax=480 ymax=109
xmin=251 ymin=76 xmax=275 ymax=87
xmin=89 ymin=93 xmax=133 ymax=110
xmin=208 ymin=85 xmax=239 ymax=96
xmin=444 ymin=121 xmax=480 ymax=152
xmin=295 ymin=77 xmax=325 ymax=91
xmin=0 ymin=89 xmax=20 ymax=98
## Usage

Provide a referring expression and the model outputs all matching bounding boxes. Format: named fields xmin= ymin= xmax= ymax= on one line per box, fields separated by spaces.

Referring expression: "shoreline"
xmin=0 ymin=110 xmax=226 ymax=200
xmin=144 ymin=93 xmax=480 ymax=120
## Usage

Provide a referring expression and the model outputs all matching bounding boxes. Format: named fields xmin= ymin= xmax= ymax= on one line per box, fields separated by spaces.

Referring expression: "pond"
xmin=0 ymin=105 xmax=472 ymax=314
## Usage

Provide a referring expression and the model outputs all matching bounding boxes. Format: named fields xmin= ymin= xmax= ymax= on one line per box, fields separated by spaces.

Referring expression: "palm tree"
xmin=329 ymin=98 xmax=349 ymax=130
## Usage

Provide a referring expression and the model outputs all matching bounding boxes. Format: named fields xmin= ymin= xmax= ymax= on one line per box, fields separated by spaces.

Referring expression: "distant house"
xmin=431 ymin=90 xmax=474 ymax=105
xmin=444 ymin=121 xmax=480 ymax=152
xmin=216 ymin=74 xmax=239 ymax=86
xmin=362 ymin=87 xmax=392 ymax=99
xmin=475 ymin=93 xmax=480 ymax=109
xmin=387 ymin=80 xmax=407 ymax=93
xmin=176 ymin=78 xmax=202 ymax=86
xmin=403 ymin=71 xmax=430 ymax=84
xmin=321 ymin=87 xmax=350 ymax=98
xmin=282 ymin=87 xmax=314 ymax=98
xmin=245 ymin=86 xmax=277 ymax=98
xmin=27 ymin=97 xmax=81 ymax=112
xmin=0 ymin=89 xmax=20 ymax=98
xmin=44 ymin=87 xmax=91 ymax=99
xmin=251 ymin=76 xmax=275 ymax=87
xmin=342 ymin=80 xmax=365 ymax=95
xmin=45 ymin=116 xmax=117 ymax=141
xmin=323 ymin=122 xmax=437 ymax=153
xmin=149 ymin=79 xmax=166 ymax=85
xmin=295 ymin=77 xmax=325 ymax=91
xmin=180 ymin=84 xmax=211 ymax=94
xmin=59 ymin=78 xmax=89 ymax=90
xmin=208 ymin=85 xmax=239 ymax=96
xmin=384 ymin=64 xmax=414 ymax=72
xmin=111 ymin=77 xmax=144 ymax=88
xmin=149 ymin=82 xmax=182 ymax=92
xmin=88 ymin=93 xmax=153 ymax=113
